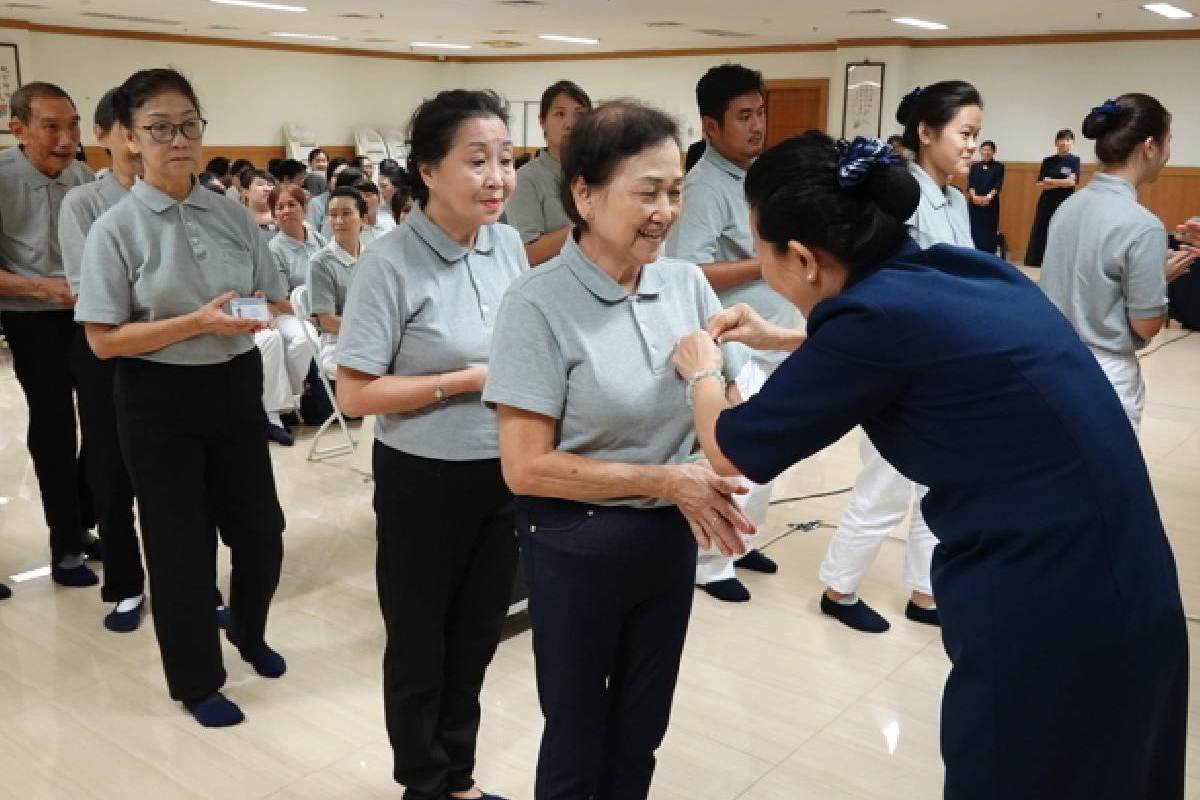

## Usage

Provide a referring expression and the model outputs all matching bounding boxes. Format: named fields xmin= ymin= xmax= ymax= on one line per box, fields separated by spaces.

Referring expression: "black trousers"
xmin=516 ymin=497 xmax=697 ymax=800
xmin=71 ymin=325 xmax=144 ymax=601
xmin=1 ymin=309 xmax=92 ymax=561
xmin=114 ymin=350 xmax=285 ymax=702
xmin=373 ymin=442 xmax=518 ymax=800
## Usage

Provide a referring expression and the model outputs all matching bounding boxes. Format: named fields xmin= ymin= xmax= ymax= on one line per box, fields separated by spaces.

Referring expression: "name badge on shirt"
xmin=1060 ymin=166 xmax=1070 ymax=175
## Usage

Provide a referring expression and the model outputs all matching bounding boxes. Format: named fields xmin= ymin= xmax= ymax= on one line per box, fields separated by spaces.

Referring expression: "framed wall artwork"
xmin=0 ymin=43 xmax=21 ymax=135
xmin=842 ymin=61 xmax=885 ymax=139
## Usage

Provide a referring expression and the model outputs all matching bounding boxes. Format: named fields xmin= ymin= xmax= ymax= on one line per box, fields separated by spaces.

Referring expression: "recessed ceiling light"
xmin=410 ymin=41 xmax=472 ymax=49
xmin=270 ymin=31 xmax=339 ymax=40
xmin=891 ymin=16 xmax=949 ymax=30
xmin=1141 ymin=3 xmax=1194 ymax=18
xmin=212 ymin=0 xmax=306 ymax=11
xmin=538 ymin=33 xmax=599 ymax=44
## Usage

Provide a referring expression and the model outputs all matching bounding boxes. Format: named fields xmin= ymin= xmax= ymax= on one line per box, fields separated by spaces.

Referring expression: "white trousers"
xmin=254 ymin=315 xmax=317 ymax=414
xmin=696 ymin=358 xmax=772 ymax=586
xmin=1089 ymin=347 xmax=1145 ymax=430
xmin=255 ymin=329 xmax=294 ymax=414
xmin=818 ymin=436 xmax=937 ymax=596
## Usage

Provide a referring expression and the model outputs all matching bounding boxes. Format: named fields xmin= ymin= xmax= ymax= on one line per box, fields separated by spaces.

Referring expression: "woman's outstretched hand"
xmin=707 ymin=303 xmax=806 ymax=352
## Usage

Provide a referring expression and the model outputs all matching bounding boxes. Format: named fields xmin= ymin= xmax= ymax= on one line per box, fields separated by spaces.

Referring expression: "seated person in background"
xmin=356 ymin=180 xmax=393 ymax=248
xmin=352 ymin=153 xmax=375 ymax=183
xmin=272 ymin=158 xmax=308 ymax=192
xmin=304 ymin=147 xmax=328 ymax=196
xmin=377 ymin=157 xmax=399 ymax=173
xmin=242 ymin=169 xmax=279 ymax=231
xmin=376 ymin=165 xmax=408 ymax=227
xmin=307 ymin=187 xmax=365 ymax=378
xmin=268 ymin=183 xmax=326 ymax=289
xmin=226 ymin=157 xmax=253 ymax=200
xmin=205 ymin=155 xmax=232 ymax=189
xmin=197 ymin=171 xmax=226 ymax=194
xmin=390 ymin=178 xmax=415 ymax=226
xmin=306 ymin=156 xmax=349 ymax=231
xmin=317 ymin=166 xmax=364 ymax=235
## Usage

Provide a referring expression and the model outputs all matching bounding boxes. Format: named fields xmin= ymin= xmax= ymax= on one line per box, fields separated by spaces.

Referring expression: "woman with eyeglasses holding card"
xmin=76 ymin=68 xmax=290 ymax=729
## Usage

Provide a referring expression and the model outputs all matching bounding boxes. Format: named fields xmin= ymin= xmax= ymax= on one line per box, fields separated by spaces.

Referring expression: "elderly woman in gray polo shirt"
xmin=75 ymin=68 xmax=288 ymax=729
xmin=1042 ymin=93 xmax=1198 ymax=429
xmin=335 ymin=90 xmax=523 ymax=800
xmin=485 ymin=100 xmax=754 ymax=800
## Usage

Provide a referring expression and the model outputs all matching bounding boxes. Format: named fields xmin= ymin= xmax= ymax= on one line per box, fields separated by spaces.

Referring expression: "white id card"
xmin=230 ymin=297 xmax=271 ymax=322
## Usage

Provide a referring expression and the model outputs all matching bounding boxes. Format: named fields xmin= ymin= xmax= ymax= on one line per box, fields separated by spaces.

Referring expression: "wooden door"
xmin=763 ymin=79 xmax=829 ymax=147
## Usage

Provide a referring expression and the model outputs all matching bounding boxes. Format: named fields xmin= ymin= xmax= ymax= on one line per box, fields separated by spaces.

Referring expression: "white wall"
xmin=5 ymin=25 xmax=1200 ymax=166
xmin=908 ymin=39 xmax=1200 ymax=165
xmin=24 ymin=31 xmax=443 ymax=147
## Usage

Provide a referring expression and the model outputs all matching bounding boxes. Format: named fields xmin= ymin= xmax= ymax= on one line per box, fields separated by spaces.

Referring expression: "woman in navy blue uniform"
xmin=966 ymin=139 xmax=1004 ymax=254
xmin=673 ymin=132 xmax=1188 ymax=799
xmin=1025 ymin=128 xmax=1082 ymax=266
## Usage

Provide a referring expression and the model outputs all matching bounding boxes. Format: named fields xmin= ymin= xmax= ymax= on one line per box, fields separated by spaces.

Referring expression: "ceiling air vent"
xmin=361 ymin=37 xmax=396 ymax=43
xmin=847 ymin=8 xmax=890 ymax=14
xmin=646 ymin=21 xmax=683 ymax=27
xmin=480 ymin=39 xmax=526 ymax=48
xmin=207 ymin=24 xmax=242 ymax=30
xmin=336 ymin=12 xmax=380 ymax=19
xmin=497 ymin=0 xmax=546 ymax=6
xmin=81 ymin=11 xmax=183 ymax=25
xmin=693 ymin=28 xmax=755 ymax=38
xmin=1 ymin=3 xmax=49 ymax=9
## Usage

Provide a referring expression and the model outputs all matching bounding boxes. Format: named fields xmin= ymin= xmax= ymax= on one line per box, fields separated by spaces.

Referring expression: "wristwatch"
xmin=686 ymin=368 xmax=726 ymax=409
xmin=434 ymin=374 xmax=446 ymax=403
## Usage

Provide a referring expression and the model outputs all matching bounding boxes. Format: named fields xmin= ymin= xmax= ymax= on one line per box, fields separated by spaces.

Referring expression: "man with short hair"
xmin=667 ymin=64 xmax=797 ymax=602
xmin=0 ymin=82 xmax=100 ymax=596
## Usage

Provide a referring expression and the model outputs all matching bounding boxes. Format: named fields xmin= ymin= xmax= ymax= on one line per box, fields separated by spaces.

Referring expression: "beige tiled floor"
xmin=0 ymin=323 xmax=1196 ymax=799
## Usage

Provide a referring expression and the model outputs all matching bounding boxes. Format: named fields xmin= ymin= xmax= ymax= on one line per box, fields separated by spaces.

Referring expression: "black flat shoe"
xmin=52 ymin=562 xmax=99 ymax=588
xmin=904 ymin=600 xmax=940 ymax=627
xmin=698 ymin=577 xmax=751 ymax=602
xmin=104 ymin=596 xmax=146 ymax=633
xmin=734 ymin=548 xmax=778 ymax=574
xmin=0 ymin=583 xmax=11 ymax=600
xmin=819 ymin=593 xmax=890 ymax=633
xmin=265 ymin=423 xmax=295 ymax=446
xmin=82 ymin=535 xmax=105 ymax=562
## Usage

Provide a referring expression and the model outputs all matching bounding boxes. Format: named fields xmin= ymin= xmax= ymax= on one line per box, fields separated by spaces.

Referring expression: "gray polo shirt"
xmin=1041 ymin=172 xmax=1168 ymax=354
xmin=907 ymin=161 xmax=973 ymax=248
xmin=666 ymin=145 xmax=796 ymax=357
xmin=306 ymin=191 xmax=329 ymax=231
xmin=75 ymin=178 xmax=289 ymax=366
xmin=505 ymin=151 xmax=571 ymax=244
xmin=0 ymin=146 xmax=95 ymax=311
xmin=269 ymin=224 xmax=326 ymax=289
xmin=308 ymin=240 xmax=357 ymax=317
xmin=336 ymin=205 xmax=527 ymax=460
xmin=59 ymin=171 xmax=129 ymax=295
xmin=484 ymin=236 xmax=749 ymax=509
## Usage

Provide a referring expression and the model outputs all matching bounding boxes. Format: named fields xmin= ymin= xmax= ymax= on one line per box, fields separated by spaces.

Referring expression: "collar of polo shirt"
xmin=406 ymin=204 xmax=495 ymax=264
xmin=330 ymin=240 xmax=358 ymax=267
xmin=1089 ymin=172 xmax=1135 ymax=197
xmin=909 ymin=162 xmax=949 ymax=211
xmin=700 ymin=144 xmax=747 ymax=180
xmin=560 ymin=235 xmax=665 ymax=303
xmin=132 ymin=177 xmax=219 ymax=214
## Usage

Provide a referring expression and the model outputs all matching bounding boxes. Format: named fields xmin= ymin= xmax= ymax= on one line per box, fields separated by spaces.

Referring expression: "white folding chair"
xmin=290 ymin=285 xmax=357 ymax=461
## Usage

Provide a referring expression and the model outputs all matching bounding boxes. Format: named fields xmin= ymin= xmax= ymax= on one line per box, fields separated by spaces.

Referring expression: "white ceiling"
xmin=4 ymin=0 xmax=1199 ymax=56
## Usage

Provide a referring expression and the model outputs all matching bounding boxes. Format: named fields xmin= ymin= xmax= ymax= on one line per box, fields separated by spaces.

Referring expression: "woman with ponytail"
xmin=1042 ymin=93 xmax=1199 ymax=428
xmin=673 ymin=130 xmax=1188 ymax=799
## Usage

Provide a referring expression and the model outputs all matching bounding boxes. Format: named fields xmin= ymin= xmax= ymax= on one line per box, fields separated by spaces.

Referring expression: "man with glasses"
xmin=0 ymin=82 xmax=98 ymax=597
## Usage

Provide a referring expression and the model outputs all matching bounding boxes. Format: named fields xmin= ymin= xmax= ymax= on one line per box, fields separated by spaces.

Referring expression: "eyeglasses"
xmin=140 ymin=118 xmax=207 ymax=143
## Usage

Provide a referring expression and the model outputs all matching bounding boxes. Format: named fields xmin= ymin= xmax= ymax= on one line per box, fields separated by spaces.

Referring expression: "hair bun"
xmin=866 ymin=164 xmax=920 ymax=222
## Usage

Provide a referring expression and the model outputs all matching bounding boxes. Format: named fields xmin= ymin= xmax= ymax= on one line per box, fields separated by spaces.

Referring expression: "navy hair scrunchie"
xmin=902 ymin=86 xmax=922 ymax=103
xmin=837 ymin=136 xmax=900 ymax=188
xmin=1091 ymin=99 xmax=1126 ymax=117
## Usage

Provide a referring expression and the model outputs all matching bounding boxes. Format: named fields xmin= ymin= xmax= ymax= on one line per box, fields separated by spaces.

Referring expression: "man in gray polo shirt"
xmin=0 ymin=82 xmax=97 ymax=594
xmin=667 ymin=64 xmax=796 ymax=602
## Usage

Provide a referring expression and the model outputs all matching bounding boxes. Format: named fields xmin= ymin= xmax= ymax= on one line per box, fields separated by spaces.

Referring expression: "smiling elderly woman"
xmin=484 ymin=100 xmax=754 ymax=800
xmin=673 ymin=131 xmax=1188 ymax=800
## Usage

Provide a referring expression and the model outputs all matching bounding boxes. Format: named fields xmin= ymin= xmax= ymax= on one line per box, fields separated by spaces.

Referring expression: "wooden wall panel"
xmin=952 ymin=163 xmax=1200 ymax=261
